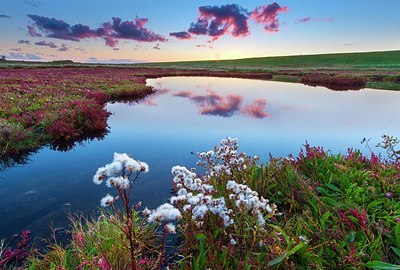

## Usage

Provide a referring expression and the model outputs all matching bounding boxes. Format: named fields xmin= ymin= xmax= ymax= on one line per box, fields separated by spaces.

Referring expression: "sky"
xmin=0 ymin=0 xmax=399 ymax=63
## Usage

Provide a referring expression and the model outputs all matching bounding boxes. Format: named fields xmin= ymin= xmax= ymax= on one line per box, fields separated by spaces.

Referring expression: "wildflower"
xmin=73 ymin=232 xmax=84 ymax=245
xmin=230 ymin=236 xmax=237 ymax=245
xmin=298 ymin=235 xmax=309 ymax=243
xmin=126 ymin=159 xmax=141 ymax=172
xmin=140 ymin=161 xmax=150 ymax=173
xmin=100 ymin=194 xmax=115 ymax=207
xmin=142 ymin=207 xmax=151 ymax=216
xmin=106 ymin=176 xmax=130 ymax=189
xmin=139 ymin=258 xmax=150 ymax=266
xmin=147 ymin=203 xmax=182 ymax=223
xmin=164 ymin=223 xmax=177 ymax=234
xmin=385 ymin=192 xmax=393 ymax=198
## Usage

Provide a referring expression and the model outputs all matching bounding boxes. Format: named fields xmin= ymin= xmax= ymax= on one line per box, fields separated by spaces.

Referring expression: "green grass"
xmin=141 ymin=50 xmax=400 ymax=69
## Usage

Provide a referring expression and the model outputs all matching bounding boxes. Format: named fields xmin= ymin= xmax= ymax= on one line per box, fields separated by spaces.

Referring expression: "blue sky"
xmin=0 ymin=0 xmax=399 ymax=62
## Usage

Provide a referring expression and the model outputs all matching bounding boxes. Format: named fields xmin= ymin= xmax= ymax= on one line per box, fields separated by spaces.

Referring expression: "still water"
xmin=1 ymin=77 xmax=400 ymax=239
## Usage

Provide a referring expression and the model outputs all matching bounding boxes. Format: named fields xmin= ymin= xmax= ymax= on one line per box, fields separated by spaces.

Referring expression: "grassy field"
xmin=141 ymin=50 xmax=400 ymax=69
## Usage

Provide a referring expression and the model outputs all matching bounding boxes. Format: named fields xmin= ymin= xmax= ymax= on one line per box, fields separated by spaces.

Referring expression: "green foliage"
xmin=251 ymin=145 xmax=400 ymax=268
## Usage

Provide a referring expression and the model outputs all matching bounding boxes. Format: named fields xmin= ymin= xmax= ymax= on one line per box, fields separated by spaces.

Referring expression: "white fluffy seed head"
xmin=100 ymin=194 xmax=115 ymax=207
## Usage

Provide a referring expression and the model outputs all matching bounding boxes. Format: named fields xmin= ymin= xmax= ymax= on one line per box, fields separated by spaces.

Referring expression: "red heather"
xmin=0 ymin=230 xmax=31 ymax=267
xmin=349 ymin=208 xmax=368 ymax=229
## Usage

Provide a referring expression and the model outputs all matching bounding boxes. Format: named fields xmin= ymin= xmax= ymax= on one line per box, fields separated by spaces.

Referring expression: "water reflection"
xmin=172 ymin=89 xmax=269 ymax=119
xmin=241 ymin=98 xmax=269 ymax=119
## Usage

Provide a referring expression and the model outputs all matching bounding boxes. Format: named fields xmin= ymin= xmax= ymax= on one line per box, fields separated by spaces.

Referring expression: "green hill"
xmin=145 ymin=50 xmax=400 ymax=69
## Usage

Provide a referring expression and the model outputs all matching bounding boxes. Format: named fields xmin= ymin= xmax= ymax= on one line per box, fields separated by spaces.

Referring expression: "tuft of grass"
xmin=27 ymin=211 xmax=161 ymax=270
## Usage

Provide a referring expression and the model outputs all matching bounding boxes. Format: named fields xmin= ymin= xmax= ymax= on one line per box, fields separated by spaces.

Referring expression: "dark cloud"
xmin=169 ymin=31 xmax=192 ymax=40
xmin=251 ymin=2 xmax=288 ymax=32
xmin=27 ymin=15 xmax=166 ymax=47
xmin=7 ymin=52 xmax=42 ymax=60
xmin=35 ymin=40 xmax=57 ymax=48
xmin=241 ymin=99 xmax=269 ymax=119
xmin=58 ymin=43 xmax=69 ymax=51
xmin=187 ymin=4 xmax=250 ymax=40
xmin=28 ymin=25 xmax=42 ymax=37
xmin=74 ymin=47 xmax=86 ymax=52
xmin=296 ymin=17 xmax=334 ymax=23
xmin=296 ymin=17 xmax=311 ymax=23
xmin=188 ymin=18 xmax=208 ymax=35
xmin=17 ymin=40 xmax=30 ymax=45
xmin=0 ymin=15 xmax=11 ymax=18
xmin=190 ymin=91 xmax=243 ymax=117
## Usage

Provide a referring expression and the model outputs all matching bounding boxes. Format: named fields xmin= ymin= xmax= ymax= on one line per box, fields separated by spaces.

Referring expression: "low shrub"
xmin=301 ymin=73 xmax=367 ymax=90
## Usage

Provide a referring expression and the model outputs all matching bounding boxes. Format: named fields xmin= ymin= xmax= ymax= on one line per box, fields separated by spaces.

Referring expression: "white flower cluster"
xmin=147 ymin=203 xmax=182 ymax=223
xmin=100 ymin=194 xmax=116 ymax=207
xmin=196 ymin=137 xmax=251 ymax=179
xmin=170 ymin=165 xmax=233 ymax=227
xmin=226 ymin=180 xmax=276 ymax=226
xmin=169 ymin=137 xmax=276 ymax=227
xmin=93 ymin=153 xmax=149 ymax=207
xmin=93 ymin=153 xmax=149 ymax=188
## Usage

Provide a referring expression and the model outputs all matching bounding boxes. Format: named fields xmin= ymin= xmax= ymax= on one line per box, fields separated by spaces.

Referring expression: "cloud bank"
xmin=27 ymin=15 xmax=166 ymax=47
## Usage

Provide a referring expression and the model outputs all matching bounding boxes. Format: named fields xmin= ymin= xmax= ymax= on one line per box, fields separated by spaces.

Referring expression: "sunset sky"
xmin=0 ymin=0 xmax=399 ymax=63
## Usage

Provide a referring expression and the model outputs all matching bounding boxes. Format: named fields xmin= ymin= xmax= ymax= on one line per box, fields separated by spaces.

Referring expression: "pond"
xmin=1 ymin=76 xmax=400 ymax=240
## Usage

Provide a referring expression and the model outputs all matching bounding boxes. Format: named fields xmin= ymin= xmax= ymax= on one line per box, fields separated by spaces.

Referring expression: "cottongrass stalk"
xmin=145 ymin=203 xmax=182 ymax=269
xmin=93 ymin=152 xmax=150 ymax=270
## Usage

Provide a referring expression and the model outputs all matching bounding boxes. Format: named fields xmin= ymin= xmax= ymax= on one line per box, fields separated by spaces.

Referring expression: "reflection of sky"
xmin=1 ymin=77 xmax=400 ymax=239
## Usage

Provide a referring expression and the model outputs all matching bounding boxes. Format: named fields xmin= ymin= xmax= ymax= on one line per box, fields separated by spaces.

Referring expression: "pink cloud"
xmin=251 ymin=2 xmax=288 ymax=32
xmin=27 ymin=25 xmax=41 ymax=37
